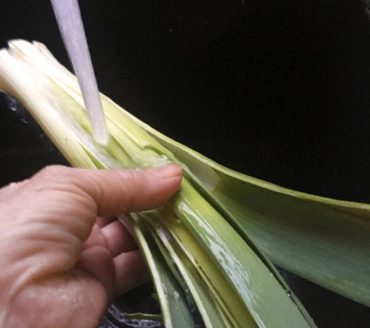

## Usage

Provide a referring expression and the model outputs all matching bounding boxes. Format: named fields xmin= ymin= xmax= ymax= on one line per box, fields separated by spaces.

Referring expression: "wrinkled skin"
xmin=0 ymin=165 xmax=182 ymax=327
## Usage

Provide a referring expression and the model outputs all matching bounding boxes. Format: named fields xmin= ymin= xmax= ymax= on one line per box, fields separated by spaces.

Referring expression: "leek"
xmin=0 ymin=40 xmax=369 ymax=326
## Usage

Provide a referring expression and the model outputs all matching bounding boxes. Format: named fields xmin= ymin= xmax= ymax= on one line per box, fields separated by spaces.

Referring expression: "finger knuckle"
xmin=119 ymin=170 xmax=145 ymax=207
xmin=122 ymin=170 xmax=142 ymax=190
xmin=40 ymin=165 xmax=70 ymax=177
xmin=36 ymin=165 xmax=76 ymax=186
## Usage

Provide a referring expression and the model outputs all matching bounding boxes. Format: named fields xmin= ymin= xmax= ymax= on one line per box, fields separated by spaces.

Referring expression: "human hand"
xmin=0 ymin=164 xmax=182 ymax=327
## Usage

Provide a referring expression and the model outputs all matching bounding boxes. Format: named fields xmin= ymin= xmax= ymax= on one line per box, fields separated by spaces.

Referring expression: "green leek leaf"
xmin=125 ymin=215 xmax=196 ymax=328
xmin=140 ymin=121 xmax=370 ymax=307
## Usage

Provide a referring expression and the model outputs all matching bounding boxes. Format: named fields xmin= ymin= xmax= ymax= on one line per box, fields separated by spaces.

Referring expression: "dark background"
xmin=0 ymin=0 xmax=369 ymax=326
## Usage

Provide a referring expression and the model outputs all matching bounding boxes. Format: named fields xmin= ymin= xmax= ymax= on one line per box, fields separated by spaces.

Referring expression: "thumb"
xmin=24 ymin=163 xmax=182 ymax=237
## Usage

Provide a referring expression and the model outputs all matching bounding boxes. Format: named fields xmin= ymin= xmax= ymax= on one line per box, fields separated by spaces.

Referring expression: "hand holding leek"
xmin=1 ymin=40 xmax=369 ymax=327
xmin=0 ymin=165 xmax=181 ymax=327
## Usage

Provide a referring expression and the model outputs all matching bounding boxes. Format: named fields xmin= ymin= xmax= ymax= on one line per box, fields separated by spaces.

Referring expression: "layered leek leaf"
xmin=0 ymin=40 xmax=369 ymax=326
